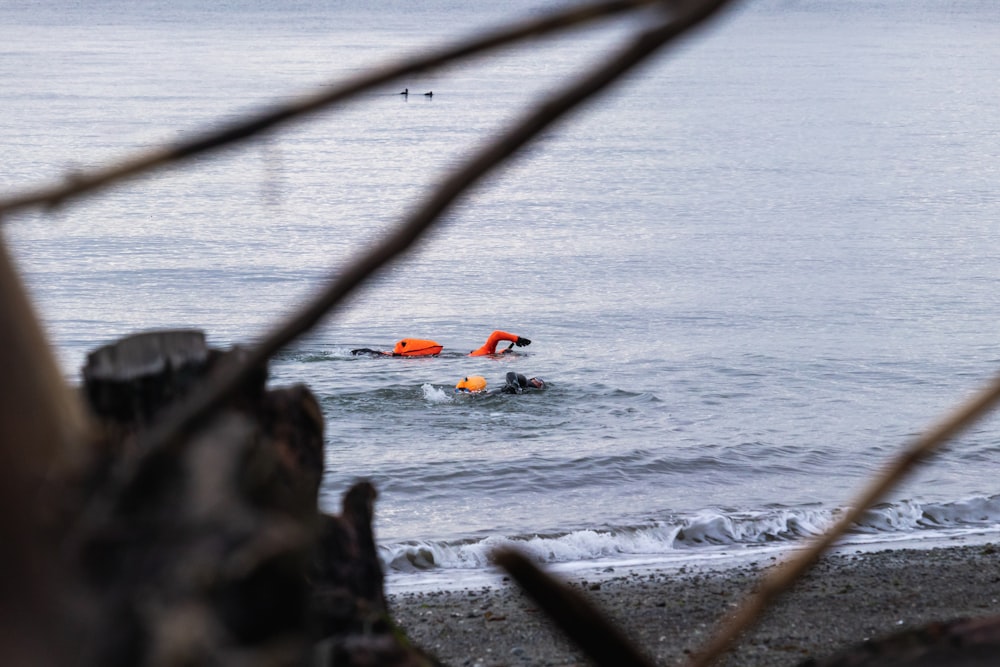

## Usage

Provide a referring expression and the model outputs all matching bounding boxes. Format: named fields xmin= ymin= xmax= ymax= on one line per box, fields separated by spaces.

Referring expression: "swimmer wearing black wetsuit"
xmin=500 ymin=372 xmax=545 ymax=394
xmin=455 ymin=372 xmax=546 ymax=395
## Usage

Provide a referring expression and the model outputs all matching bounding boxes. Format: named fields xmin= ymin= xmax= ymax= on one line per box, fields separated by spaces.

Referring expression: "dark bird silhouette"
xmin=399 ymin=88 xmax=408 ymax=95
xmin=424 ymin=91 xmax=433 ymax=98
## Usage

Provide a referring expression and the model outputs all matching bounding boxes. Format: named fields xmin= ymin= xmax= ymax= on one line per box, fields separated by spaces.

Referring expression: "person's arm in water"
xmin=350 ymin=347 xmax=389 ymax=357
xmin=469 ymin=330 xmax=531 ymax=356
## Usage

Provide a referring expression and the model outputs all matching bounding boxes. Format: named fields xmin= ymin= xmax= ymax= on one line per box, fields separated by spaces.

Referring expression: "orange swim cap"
xmin=455 ymin=375 xmax=487 ymax=393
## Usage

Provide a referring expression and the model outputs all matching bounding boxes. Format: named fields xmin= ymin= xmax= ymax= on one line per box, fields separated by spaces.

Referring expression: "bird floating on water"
xmin=424 ymin=91 xmax=433 ymax=98
xmin=399 ymin=88 xmax=408 ymax=95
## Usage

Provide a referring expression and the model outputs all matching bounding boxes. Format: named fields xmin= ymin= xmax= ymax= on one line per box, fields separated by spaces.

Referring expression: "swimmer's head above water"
xmin=502 ymin=372 xmax=545 ymax=393
xmin=454 ymin=372 xmax=545 ymax=395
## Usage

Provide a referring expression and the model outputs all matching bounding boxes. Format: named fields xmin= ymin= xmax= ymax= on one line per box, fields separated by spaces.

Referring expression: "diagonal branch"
xmin=131 ymin=0 xmax=735 ymax=460
xmin=1 ymin=0 xmax=668 ymax=219
xmin=688 ymin=371 xmax=1000 ymax=667
xmin=495 ymin=548 xmax=657 ymax=667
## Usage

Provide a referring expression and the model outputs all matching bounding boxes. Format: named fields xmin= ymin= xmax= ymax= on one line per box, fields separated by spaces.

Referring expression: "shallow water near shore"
xmin=3 ymin=0 xmax=1000 ymax=591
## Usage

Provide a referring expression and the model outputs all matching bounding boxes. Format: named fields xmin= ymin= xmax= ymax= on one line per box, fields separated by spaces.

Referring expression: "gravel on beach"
xmin=387 ymin=543 xmax=1000 ymax=667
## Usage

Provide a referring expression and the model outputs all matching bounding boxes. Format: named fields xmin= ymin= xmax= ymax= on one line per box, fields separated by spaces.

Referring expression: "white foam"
xmin=421 ymin=383 xmax=452 ymax=403
xmin=380 ymin=496 xmax=1000 ymax=590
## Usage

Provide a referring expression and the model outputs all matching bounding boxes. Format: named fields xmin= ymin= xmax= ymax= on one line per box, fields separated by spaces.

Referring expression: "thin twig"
xmin=0 ymin=0 xmax=664 ymax=219
xmin=688 ymin=371 xmax=1000 ymax=667
xmin=495 ymin=549 xmax=657 ymax=667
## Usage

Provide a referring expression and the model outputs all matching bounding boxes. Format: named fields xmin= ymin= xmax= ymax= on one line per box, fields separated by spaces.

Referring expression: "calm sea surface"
xmin=3 ymin=0 xmax=1000 ymax=589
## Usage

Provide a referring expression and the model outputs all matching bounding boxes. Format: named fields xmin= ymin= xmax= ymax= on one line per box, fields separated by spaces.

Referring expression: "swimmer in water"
xmin=351 ymin=330 xmax=531 ymax=357
xmin=468 ymin=330 xmax=531 ymax=356
xmin=501 ymin=372 xmax=546 ymax=394
xmin=454 ymin=372 xmax=546 ymax=395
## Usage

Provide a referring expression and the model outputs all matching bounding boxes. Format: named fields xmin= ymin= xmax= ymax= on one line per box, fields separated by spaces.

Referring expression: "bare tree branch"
xmin=130 ymin=0 xmax=735 ymax=461
xmin=0 ymin=231 xmax=88 ymax=665
xmin=63 ymin=0 xmax=737 ymax=577
xmin=495 ymin=548 xmax=657 ymax=667
xmin=0 ymin=0 xmax=667 ymax=219
xmin=688 ymin=371 xmax=1000 ymax=667
xmin=8 ymin=1 xmax=995 ymax=665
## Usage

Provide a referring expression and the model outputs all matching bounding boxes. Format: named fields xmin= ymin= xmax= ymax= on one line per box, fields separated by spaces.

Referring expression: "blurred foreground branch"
xmin=4 ymin=0 xmax=998 ymax=664
xmin=0 ymin=0 xmax=669 ymax=219
xmin=0 ymin=236 xmax=89 ymax=665
xmin=119 ymin=0 xmax=738 ymax=498
xmin=33 ymin=14 xmax=743 ymax=663
xmin=496 ymin=549 xmax=657 ymax=667
xmin=688 ymin=372 xmax=1000 ymax=666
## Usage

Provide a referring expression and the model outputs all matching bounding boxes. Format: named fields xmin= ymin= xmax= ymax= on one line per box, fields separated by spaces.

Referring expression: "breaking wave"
xmin=381 ymin=495 xmax=1000 ymax=573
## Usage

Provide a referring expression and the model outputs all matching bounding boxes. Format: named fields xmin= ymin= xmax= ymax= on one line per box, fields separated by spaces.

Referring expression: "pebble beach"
xmin=388 ymin=543 xmax=1000 ymax=667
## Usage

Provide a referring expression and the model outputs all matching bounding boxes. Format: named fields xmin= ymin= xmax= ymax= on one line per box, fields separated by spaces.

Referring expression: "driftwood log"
xmin=63 ymin=329 xmax=436 ymax=666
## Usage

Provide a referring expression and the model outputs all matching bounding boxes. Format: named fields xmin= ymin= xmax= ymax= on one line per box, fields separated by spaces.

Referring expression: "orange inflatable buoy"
xmin=469 ymin=330 xmax=523 ymax=357
xmin=392 ymin=338 xmax=443 ymax=356
xmin=455 ymin=375 xmax=488 ymax=393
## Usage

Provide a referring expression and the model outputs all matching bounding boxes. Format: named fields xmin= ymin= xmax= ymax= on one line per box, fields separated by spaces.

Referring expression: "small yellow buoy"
xmin=455 ymin=375 xmax=487 ymax=393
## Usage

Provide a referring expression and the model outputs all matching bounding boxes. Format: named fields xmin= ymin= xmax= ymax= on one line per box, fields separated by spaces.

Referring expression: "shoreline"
xmin=388 ymin=542 xmax=1000 ymax=666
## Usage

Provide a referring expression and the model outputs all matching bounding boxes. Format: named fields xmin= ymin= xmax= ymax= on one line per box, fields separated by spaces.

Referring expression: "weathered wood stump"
xmin=69 ymin=329 xmax=435 ymax=667
xmin=83 ymin=329 xmax=215 ymax=424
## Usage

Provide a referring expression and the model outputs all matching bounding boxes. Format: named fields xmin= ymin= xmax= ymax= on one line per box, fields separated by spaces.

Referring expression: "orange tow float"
xmin=454 ymin=375 xmax=488 ymax=393
xmin=392 ymin=338 xmax=443 ymax=356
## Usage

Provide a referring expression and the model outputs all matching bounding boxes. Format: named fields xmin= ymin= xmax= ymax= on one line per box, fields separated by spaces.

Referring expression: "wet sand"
xmin=388 ymin=543 xmax=1000 ymax=666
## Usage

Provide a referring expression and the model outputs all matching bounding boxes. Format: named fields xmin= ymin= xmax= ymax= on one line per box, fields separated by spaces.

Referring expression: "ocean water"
xmin=4 ymin=0 xmax=1000 ymax=590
